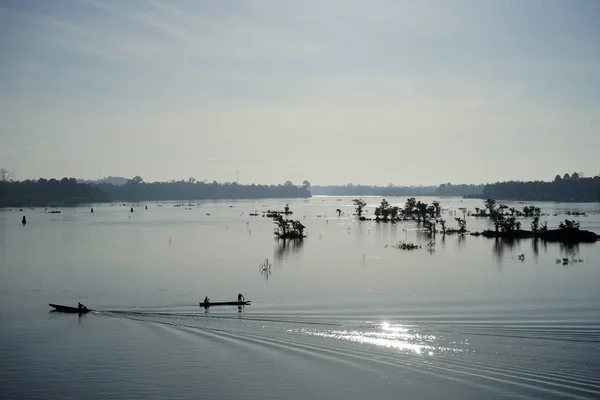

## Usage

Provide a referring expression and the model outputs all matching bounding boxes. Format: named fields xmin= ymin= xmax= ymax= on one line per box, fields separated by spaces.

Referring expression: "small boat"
xmin=199 ymin=300 xmax=251 ymax=308
xmin=49 ymin=303 xmax=92 ymax=313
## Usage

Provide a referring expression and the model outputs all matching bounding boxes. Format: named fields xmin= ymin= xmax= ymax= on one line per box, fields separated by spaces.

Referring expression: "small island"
xmin=351 ymin=197 xmax=599 ymax=244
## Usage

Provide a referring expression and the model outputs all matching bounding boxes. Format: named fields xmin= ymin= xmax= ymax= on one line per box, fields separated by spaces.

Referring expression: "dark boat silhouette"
xmin=199 ymin=300 xmax=251 ymax=308
xmin=49 ymin=303 xmax=91 ymax=313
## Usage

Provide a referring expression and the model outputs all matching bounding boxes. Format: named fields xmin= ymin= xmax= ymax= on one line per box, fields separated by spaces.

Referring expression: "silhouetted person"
xmin=91 ymin=207 xmax=94 ymax=213
xmin=238 ymin=293 xmax=245 ymax=302
xmin=78 ymin=302 xmax=87 ymax=312
xmin=130 ymin=207 xmax=134 ymax=213
xmin=204 ymin=296 xmax=209 ymax=304
xmin=145 ymin=205 xmax=147 ymax=210
xmin=21 ymin=216 xmax=26 ymax=225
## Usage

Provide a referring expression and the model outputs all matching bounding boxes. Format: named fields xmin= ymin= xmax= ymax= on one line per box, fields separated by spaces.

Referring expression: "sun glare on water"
xmin=305 ymin=321 xmax=457 ymax=356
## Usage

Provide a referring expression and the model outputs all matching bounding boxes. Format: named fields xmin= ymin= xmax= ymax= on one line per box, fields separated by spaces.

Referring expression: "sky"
xmin=1 ymin=0 xmax=599 ymax=186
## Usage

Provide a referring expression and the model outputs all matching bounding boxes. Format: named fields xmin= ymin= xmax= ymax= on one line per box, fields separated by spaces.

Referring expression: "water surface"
xmin=1 ymin=197 xmax=599 ymax=399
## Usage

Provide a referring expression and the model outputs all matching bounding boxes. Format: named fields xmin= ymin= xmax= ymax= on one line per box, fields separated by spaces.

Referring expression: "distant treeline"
xmin=436 ymin=183 xmax=484 ymax=196
xmin=310 ymin=185 xmax=437 ymax=196
xmin=0 ymin=178 xmax=108 ymax=207
xmin=0 ymin=176 xmax=311 ymax=206
xmin=96 ymin=177 xmax=311 ymax=201
xmin=309 ymin=183 xmax=484 ymax=197
xmin=468 ymin=173 xmax=600 ymax=202
xmin=3 ymin=172 xmax=599 ymax=206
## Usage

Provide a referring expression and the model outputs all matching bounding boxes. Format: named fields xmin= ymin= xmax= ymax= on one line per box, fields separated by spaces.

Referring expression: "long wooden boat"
xmin=199 ymin=300 xmax=251 ymax=308
xmin=49 ymin=303 xmax=92 ymax=313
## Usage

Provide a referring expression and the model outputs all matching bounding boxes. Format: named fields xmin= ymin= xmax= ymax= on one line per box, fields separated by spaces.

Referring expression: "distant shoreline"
xmin=463 ymin=194 xmax=600 ymax=203
xmin=2 ymin=173 xmax=599 ymax=205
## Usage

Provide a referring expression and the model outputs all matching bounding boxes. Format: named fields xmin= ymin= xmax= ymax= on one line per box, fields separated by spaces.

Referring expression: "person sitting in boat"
xmin=238 ymin=293 xmax=245 ymax=302
xmin=204 ymin=296 xmax=209 ymax=305
xmin=78 ymin=302 xmax=87 ymax=312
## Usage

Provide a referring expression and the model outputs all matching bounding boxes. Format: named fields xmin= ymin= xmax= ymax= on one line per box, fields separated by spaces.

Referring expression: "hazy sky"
xmin=1 ymin=0 xmax=599 ymax=186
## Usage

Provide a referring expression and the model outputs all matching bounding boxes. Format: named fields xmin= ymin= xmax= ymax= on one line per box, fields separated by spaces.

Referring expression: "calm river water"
xmin=1 ymin=196 xmax=599 ymax=399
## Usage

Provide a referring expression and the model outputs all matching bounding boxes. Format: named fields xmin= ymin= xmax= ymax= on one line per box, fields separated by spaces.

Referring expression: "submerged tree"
xmin=404 ymin=197 xmax=417 ymax=216
xmin=390 ymin=206 xmax=400 ymax=220
xmin=375 ymin=199 xmax=392 ymax=221
xmin=273 ymin=215 xmax=306 ymax=240
xmin=484 ymin=198 xmax=497 ymax=215
xmin=523 ymin=206 xmax=541 ymax=217
xmin=432 ymin=200 xmax=441 ymax=217
xmin=454 ymin=217 xmax=467 ymax=233
xmin=423 ymin=219 xmax=437 ymax=235
xmin=491 ymin=210 xmax=504 ymax=233
xmin=500 ymin=216 xmax=521 ymax=234
xmin=353 ymin=199 xmax=367 ymax=217
xmin=436 ymin=218 xmax=447 ymax=234
xmin=531 ymin=216 xmax=540 ymax=233
xmin=559 ymin=219 xmax=580 ymax=230
xmin=415 ymin=201 xmax=429 ymax=222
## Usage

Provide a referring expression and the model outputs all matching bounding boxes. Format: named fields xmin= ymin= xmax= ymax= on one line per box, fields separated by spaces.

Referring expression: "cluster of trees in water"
xmin=352 ymin=197 xmax=466 ymax=234
xmin=352 ymin=197 xmax=599 ymax=243
xmin=471 ymin=173 xmax=600 ymax=202
xmin=272 ymin=214 xmax=306 ymax=240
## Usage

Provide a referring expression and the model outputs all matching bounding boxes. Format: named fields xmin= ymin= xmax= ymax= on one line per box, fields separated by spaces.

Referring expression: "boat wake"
xmin=100 ymin=311 xmax=600 ymax=399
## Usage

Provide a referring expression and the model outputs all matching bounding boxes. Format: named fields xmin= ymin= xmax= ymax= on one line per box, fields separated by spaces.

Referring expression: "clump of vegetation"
xmin=273 ymin=215 xmax=306 ymax=240
xmin=455 ymin=217 xmax=467 ymax=233
xmin=476 ymin=198 xmax=598 ymax=242
xmin=394 ymin=241 xmax=421 ymax=250
xmin=436 ymin=218 xmax=447 ymax=234
xmin=374 ymin=199 xmax=401 ymax=221
xmin=353 ymin=199 xmax=367 ymax=219
xmin=349 ymin=197 xmax=598 ymax=244
xmin=423 ymin=219 xmax=437 ymax=235
xmin=523 ymin=206 xmax=541 ymax=217
xmin=259 ymin=258 xmax=272 ymax=280
xmin=559 ymin=219 xmax=580 ymax=230
xmin=259 ymin=258 xmax=271 ymax=271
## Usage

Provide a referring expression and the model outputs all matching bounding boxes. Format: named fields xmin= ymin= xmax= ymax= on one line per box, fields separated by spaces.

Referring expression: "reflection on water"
xmin=531 ymin=238 xmax=539 ymax=260
xmin=274 ymin=238 xmax=304 ymax=261
xmin=305 ymin=322 xmax=459 ymax=356
xmin=2 ymin=198 xmax=600 ymax=400
xmin=559 ymin=242 xmax=579 ymax=257
xmin=415 ymin=229 xmax=433 ymax=244
xmin=439 ymin=233 xmax=446 ymax=250
xmin=491 ymin=237 xmax=529 ymax=266
xmin=456 ymin=234 xmax=466 ymax=251
xmin=258 ymin=258 xmax=272 ymax=281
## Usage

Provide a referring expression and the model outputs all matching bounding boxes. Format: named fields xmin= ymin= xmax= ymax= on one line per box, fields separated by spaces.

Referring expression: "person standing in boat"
xmin=78 ymin=302 xmax=87 ymax=312
xmin=238 ymin=293 xmax=245 ymax=302
xmin=204 ymin=296 xmax=209 ymax=305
